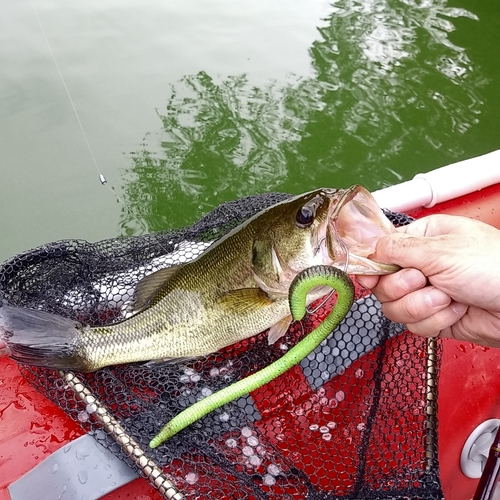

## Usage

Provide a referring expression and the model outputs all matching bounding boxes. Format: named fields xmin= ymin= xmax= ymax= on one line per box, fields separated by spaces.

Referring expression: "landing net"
xmin=0 ymin=192 xmax=442 ymax=499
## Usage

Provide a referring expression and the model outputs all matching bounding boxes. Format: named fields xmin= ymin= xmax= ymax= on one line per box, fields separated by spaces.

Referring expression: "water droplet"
xmin=321 ymin=371 xmax=330 ymax=380
xmin=247 ymin=436 xmax=259 ymax=447
xmin=309 ymin=424 xmax=319 ymax=431
xmin=268 ymin=464 xmax=281 ymax=476
xmin=279 ymin=343 xmax=288 ymax=351
xmin=52 ymin=463 xmax=59 ymax=474
xmin=57 ymin=484 xmax=67 ymax=500
xmin=209 ymin=368 xmax=219 ymax=377
xmin=75 ymin=448 xmax=90 ymax=460
xmin=63 ymin=445 xmax=71 ymax=454
xmin=226 ymin=438 xmax=237 ymax=448
xmin=86 ymin=403 xmax=97 ymax=414
xmin=357 ymin=423 xmax=366 ymax=431
xmin=77 ymin=411 xmax=89 ymax=423
xmin=327 ymin=421 xmax=337 ymax=429
xmin=219 ymin=412 xmax=230 ymax=422
xmin=179 ymin=375 xmax=190 ymax=383
xmin=241 ymin=426 xmax=252 ymax=437
xmin=256 ymin=445 xmax=267 ymax=456
xmin=185 ymin=472 xmax=199 ymax=484
xmin=77 ymin=470 xmax=88 ymax=485
xmin=190 ymin=374 xmax=201 ymax=383
xmin=249 ymin=455 xmax=262 ymax=466
xmin=242 ymin=446 xmax=254 ymax=457
xmin=319 ymin=426 xmax=329 ymax=433
xmin=322 ymin=433 xmax=332 ymax=441
xmin=201 ymin=387 xmax=212 ymax=397
xmin=355 ymin=368 xmax=364 ymax=378
xmin=184 ymin=368 xmax=195 ymax=376
xmin=263 ymin=474 xmax=276 ymax=486
xmin=335 ymin=391 xmax=345 ymax=402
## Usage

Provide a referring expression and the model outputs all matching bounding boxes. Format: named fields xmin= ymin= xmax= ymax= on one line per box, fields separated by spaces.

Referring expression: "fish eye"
xmin=296 ymin=205 xmax=315 ymax=228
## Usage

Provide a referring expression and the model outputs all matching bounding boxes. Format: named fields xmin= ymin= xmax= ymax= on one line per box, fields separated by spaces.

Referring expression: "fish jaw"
xmin=323 ymin=185 xmax=400 ymax=275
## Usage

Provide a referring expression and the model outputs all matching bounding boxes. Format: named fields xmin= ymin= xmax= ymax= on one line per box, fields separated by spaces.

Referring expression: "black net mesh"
xmin=0 ymin=192 xmax=443 ymax=500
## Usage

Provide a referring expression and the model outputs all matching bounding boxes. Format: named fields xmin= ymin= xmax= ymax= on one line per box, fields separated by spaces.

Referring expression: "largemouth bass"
xmin=0 ymin=186 xmax=398 ymax=372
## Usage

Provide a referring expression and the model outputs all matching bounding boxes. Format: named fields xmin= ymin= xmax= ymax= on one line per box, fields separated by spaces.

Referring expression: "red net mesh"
xmin=0 ymin=193 xmax=442 ymax=499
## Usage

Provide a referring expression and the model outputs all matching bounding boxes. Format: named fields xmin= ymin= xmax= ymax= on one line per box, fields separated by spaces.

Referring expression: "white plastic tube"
xmin=372 ymin=149 xmax=500 ymax=212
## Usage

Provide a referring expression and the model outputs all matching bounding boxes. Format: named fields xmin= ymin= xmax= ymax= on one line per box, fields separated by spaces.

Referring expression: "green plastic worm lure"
xmin=149 ymin=265 xmax=354 ymax=449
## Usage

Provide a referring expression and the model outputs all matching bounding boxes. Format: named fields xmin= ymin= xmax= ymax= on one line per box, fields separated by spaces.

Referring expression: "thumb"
xmin=370 ymin=232 xmax=443 ymax=273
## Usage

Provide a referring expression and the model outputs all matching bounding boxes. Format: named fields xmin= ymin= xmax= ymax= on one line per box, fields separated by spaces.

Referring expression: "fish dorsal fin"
xmin=218 ymin=288 xmax=273 ymax=314
xmin=133 ymin=266 xmax=182 ymax=312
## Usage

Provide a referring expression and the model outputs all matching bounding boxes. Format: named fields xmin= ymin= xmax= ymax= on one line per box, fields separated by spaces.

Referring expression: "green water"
xmin=0 ymin=0 xmax=499 ymax=262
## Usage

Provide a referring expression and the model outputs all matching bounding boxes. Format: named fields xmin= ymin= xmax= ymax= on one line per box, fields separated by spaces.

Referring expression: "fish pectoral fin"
xmin=267 ymin=315 xmax=292 ymax=345
xmin=132 ymin=265 xmax=183 ymax=312
xmin=252 ymin=238 xmax=280 ymax=283
xmin=218 ymin=288 xmax=273 ymax=314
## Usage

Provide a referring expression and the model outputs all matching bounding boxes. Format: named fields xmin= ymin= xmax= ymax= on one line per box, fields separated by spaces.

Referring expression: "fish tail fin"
xmin=0 ymin=306 xmax=88 ymax=371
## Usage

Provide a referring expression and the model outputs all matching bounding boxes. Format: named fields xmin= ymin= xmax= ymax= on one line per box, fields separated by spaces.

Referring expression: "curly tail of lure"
xmin=149 ymin=265 xmax=354 ymax=449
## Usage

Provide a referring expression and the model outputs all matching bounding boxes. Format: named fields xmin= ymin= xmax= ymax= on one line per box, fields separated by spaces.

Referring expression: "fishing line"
xmin=29 ymin=0 xmax=102 ymax=181
xmin=29 ymin=6 xmax=187 ymax=496
xmin=29 ymin=0 xmax=171 ymax=250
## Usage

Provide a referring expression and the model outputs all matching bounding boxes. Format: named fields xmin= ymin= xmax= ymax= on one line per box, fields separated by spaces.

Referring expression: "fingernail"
xmin=452 ymin=302 xmax=468 ymax=315
xmin=425 ymin=288 xmax=450 ymax=307
xmin=400 ymin=269 xmax=425 ymax=291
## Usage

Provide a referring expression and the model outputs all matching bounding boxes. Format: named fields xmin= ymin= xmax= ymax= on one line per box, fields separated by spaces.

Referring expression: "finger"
xmin=356 ymin=275 xmax=379 ymax=289
xmin=406 ymin=301 xmax=468 ymax=338
xmin=445 ymin=306 xmax=500 ymax=347
xmin=374 ymin=215 xmax=481 ymax=272
xmin=370 ymin=268 xmax=427 ymax=303
xmin=380 ymin=286 xmax=452 ymax=325
xmin=396 ymin=214 xmax=469 ymax=237
xmin=371 ymin=233 xmax=448 ymax=272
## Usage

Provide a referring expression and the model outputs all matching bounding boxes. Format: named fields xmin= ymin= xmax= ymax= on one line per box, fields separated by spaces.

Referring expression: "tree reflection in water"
xmin=121 ymin=0 xmax=484 ymax=234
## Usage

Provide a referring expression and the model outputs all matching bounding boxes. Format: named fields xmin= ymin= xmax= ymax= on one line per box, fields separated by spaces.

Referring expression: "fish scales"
xmin=0 ymin=186 xmax=399 ymax=372
xmin=80 ymin=212 xmax=290 ymax=369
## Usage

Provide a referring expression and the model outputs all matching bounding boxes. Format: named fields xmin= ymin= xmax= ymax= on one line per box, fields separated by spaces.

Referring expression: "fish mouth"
xmin=324 ymin=186 xmax=400 ymax=275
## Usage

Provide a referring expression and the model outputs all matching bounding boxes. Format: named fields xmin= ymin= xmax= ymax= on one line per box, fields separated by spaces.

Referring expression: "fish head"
xmin=251 ymin=186 xmax=399 ymax=294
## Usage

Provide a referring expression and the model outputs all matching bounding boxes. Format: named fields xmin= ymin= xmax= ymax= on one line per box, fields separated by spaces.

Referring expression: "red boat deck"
xmin=1 ymin=184 xmax=500 ymax=500
xmin=411 ymin=183 xmax=500 ymax=500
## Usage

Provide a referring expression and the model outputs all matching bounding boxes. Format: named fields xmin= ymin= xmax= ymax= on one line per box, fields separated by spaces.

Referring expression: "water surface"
xmin=0 ymin=0 xmax=498 ymax=261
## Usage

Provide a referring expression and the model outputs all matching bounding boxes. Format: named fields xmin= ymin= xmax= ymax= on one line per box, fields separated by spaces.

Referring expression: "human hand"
xmin=358 ymin=214 xmax=500 ymax=347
